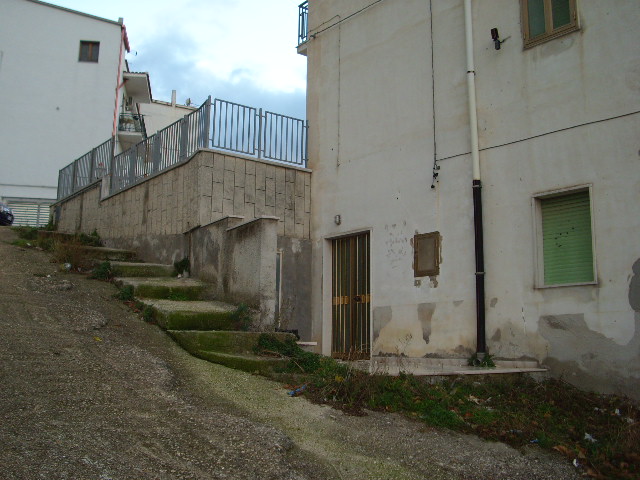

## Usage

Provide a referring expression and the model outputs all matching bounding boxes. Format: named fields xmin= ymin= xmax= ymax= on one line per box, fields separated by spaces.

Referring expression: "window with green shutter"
xmin=540 ymin=190 xmax=594 ymax=286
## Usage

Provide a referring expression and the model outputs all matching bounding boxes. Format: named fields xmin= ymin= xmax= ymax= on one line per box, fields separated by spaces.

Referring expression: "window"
xmin=79 ymin=41 xmax=100 ymax=62
xmin=534 ymin=188 xmax=595 ymax=287
xmin=414 ymin=232 xmax=440 ymax=277
xmin=521 ymin=0 xmax=578 ymax=48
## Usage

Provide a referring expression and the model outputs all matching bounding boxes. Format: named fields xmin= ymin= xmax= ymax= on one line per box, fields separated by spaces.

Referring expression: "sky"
xmin=45 ymin=0 xmax=307 ymax=119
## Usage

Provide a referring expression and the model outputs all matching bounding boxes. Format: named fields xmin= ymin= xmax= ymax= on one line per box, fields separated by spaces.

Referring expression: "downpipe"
xmin=464 ymin=0 xmax=486 ymax=355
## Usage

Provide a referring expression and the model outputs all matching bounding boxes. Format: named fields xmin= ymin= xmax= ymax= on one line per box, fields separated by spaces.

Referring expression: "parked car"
xmin=0 ymin=202 xmax=14 ymax=226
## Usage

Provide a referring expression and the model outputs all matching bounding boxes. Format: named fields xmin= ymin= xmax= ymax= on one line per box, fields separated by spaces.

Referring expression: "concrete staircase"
xmin=110 ymin=260 xmax=292 ymax=374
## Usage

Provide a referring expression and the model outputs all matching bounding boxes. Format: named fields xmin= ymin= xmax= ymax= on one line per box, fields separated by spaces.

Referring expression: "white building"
xmin=300 ymin=0 xmax=640 ymax=400
xmin=0 ymin=0 xmax=190 ymax=225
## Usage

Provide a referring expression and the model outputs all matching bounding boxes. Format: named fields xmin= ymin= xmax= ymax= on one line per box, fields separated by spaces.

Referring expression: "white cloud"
xmin=45 ymin=0 xmax=307 ymax=117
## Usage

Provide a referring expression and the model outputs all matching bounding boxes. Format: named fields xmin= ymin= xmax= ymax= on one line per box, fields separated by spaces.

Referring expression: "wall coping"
xmin=56 ymin=147 xmax=312 ymax=207
xmin=226 ymin=216 xmax=279 ymax=233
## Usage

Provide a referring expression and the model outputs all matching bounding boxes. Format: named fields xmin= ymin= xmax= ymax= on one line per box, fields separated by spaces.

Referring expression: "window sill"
xmin=535 ymin=280 xmax=597 ymax=289
xmin=523 ymin=24 xmax=579 ymax=49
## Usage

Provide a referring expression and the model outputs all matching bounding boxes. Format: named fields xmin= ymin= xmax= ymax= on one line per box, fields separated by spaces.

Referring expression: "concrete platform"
xmin=82 ymin=246 xmax=137 ymax=261
xmin=110 ymin=261 xmax=174 ymax=277
xmin=114 ymin=277 xmax=212 ymax=300
xmin=351 ymin=357 xmax=547 ymax=377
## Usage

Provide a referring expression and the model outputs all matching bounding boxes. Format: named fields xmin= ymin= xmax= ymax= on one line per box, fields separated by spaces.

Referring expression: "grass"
xmin=255 ymin=334 xmax=639 ymax=479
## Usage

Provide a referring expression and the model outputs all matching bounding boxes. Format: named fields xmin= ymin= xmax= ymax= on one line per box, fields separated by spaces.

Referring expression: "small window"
xmin=534 ymin=188 xmax=595 ymax=287
xmin=521 ymin=0 xmax=578 ymax=48
xmin=414 ymin=232 xmax=440 ymax=277
xmin=79 ymin=41 xmax=100 ymax=62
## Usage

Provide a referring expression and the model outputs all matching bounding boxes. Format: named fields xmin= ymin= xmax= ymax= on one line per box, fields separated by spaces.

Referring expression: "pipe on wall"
xmin=464 ymin=0 xmax=486 ymax=354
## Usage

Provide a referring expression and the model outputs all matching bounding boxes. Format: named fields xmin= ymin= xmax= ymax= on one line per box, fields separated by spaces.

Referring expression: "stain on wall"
xmin=373 ymin=306 xmax=392 ymax=340
xmin=417 ymin=303 xmax=435 ymax=344
xmin=629 ymin=258 xmax=640 ymax=312
xmin=539 ymin=310 xmax=640 ymax=401
xmin=372 ymin=304 xmax=432 ymax=357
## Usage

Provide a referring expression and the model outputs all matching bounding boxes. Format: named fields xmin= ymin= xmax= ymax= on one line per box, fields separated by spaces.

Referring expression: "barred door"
xmin=331 ymin=232 xmax=370 ymax=359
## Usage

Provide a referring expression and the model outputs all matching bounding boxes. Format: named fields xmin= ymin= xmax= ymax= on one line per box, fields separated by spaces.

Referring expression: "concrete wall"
xmin=0 ymin=0 xmax=125 ymax=200
xmin=305 ymin=0 xmax=640 ymax=399
xmin=55 ymin=150 xmax=312 ymax=329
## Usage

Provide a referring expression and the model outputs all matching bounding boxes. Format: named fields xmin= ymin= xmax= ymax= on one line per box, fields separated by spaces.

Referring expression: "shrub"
xmin=174 ymin=257 xmax=190 ymax=276
xmin=90 ymin=261 xmax=113 ymax=281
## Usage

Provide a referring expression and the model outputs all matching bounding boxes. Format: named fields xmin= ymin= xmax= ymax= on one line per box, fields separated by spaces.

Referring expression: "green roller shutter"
xmin=541 ymin=190 xmax=594 ymax=285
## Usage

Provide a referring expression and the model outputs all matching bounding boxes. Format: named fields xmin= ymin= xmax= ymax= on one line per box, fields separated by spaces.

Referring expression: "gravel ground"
xmin=0 ymin=226 xmax=581 ymax=480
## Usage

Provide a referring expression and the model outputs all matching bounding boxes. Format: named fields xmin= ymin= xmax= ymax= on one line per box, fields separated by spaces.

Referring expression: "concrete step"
xmin=110 ymin=261 xmax=175 ymax=278
xmin=168 ymin=330 xmax=294 ymax=374
xmin=168 ymin=330 xmax=295 ymax=356
xmin=140 ymin=299 xmax=239 ymax=330
xmin=194 ymin=351 xmax=289 ymax=375
xmin=114 ymin=277 xmax=212 ymax=300
xmin=82 ymin=246 xmax=137 ymax=261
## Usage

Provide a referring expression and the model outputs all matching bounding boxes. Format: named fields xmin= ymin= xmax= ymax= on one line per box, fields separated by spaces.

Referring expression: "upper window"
xmin=79 ymin=41 xmax=100 ymax=62
xmin=521 ymin=0 xmax=578 ymax=48
xmin=534 ymin=188 xmax=595 ymax=287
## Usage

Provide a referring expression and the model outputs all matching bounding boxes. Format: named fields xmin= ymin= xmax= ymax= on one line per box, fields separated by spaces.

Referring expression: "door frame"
xmin=322 ymin=229 xmax=372 ymax=359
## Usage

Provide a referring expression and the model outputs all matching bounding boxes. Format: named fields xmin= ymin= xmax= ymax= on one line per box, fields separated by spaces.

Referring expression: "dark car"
xmin=0 ymin=202 xmax=14 ymax=226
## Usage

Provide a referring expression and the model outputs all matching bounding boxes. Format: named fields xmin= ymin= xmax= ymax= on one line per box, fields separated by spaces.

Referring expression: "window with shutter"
xmin=535 ymin=188 xmax=595 ymax=287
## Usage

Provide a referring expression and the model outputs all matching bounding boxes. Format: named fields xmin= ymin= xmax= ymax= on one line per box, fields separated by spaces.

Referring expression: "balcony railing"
xmin=118 ymin=113 xmax=145 ymax=134
xmin=57 ymin=97 xmax=308 ymax=201
xmin=298 ymin=1 xmax=308 ymax=46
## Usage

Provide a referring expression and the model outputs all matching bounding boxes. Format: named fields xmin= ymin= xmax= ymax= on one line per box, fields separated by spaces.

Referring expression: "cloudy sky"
xmin=46 ymin=0 xmax=307 ymax=119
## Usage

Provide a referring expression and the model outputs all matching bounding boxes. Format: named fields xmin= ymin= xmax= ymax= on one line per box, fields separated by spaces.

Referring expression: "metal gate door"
xmin=332 ymin=232 xmax=370 ymax=359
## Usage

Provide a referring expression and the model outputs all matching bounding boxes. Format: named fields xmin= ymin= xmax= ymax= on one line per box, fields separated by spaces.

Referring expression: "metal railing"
xmin=298 ymin=1 xmax=309 ymax=46
xmin=110 ymin=98 xmax=210 ymax=194
xmin=118 ymin=113 xmax=145 ymax=133
xmin=57 ymin=96 xmax=307 ymax=201
xmin=211 ymin=99 xmax=308 ymax=166
xmin=57 ymin=138 xmax=113 ymax=199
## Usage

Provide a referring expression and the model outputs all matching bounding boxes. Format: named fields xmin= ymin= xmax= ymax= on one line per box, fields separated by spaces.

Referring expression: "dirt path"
xmin=0 ymin=227 xmax=580 ymax=480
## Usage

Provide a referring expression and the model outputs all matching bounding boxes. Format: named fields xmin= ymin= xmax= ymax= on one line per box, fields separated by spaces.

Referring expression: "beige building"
xmin=300 ymin=0 xmax=640 ymax=399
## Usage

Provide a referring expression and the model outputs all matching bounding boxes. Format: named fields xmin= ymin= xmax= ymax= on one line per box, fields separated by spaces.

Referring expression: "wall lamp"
xmin=491 ymin=28 xmax=509 ymax=50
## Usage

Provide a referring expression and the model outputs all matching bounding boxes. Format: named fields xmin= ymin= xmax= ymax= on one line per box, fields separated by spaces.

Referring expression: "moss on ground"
xmin=133 ymin=284 xmax=206 ymax=300
xmin=155 ymin=310 xmax=237 ymax=331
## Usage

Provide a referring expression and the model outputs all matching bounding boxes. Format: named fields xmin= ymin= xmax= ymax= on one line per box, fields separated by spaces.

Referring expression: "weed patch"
xmin=256 ymin=342 xmax=639 ymax=478
xmin=114 ymin=285 xmax=134 ymax=301
xmin=78 ymin=229 xmax=102 ymax=247
xmin=231 ymin=303 xmax=254 ymax=331
xmin=12 ymin=226 xmax=39 ymax=241
xmin=167 ymin=291 xmax=189 ymax=301
xmin=174 ymin=257 xmax=190 ymax=276
xmin=90 ymin=261 xmax=113 ymax=281
xmin=51 ymin=240 xmax=92 ymax=271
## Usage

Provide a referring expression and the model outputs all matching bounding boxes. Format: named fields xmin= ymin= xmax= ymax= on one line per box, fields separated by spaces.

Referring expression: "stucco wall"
xmin=305 ymin=0 xmax=640 ymax=399
xmin=0 ymin=0 xmax=125 ymax=200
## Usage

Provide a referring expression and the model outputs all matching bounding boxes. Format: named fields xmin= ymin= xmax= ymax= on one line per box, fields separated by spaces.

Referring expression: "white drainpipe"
xmin=464 ymin=0 xmax=487 ymax=354
xmin=465 ymin=0 xmax=481 ymax=181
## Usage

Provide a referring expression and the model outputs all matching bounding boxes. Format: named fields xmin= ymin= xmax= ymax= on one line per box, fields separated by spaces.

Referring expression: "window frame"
xmin=413 ymin=231 xmax=440 ymax=277
xmin=521 ymin=0 xmax=579 ymax=49
xmin=532 ymin=185 xmax=597 ymax=288
xmin=78 ymin=40 xmax=100 ymax=62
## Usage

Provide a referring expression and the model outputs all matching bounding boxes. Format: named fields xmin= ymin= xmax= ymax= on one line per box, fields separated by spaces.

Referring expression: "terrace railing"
xmin=211 ymin=98 xmax=308 ymax=167
xmin=57 ymin=96 xmax=308 ymax=201
xmin=57 ymin=138 xmax=113 ymax=200
xmin=298 ymin=1 xmax=309 ymax=46
xmin=110 ymin=98 xmax=211 ymax=195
